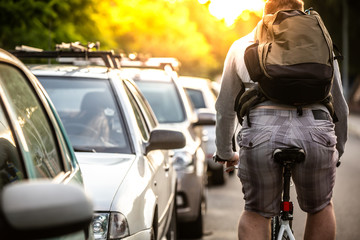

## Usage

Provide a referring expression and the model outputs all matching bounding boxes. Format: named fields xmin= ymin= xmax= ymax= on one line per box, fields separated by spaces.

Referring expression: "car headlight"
xmin=93 ymin=212 xmax=129 ymax=239
xmin=173 ymin=151 xmax=194 ymax=172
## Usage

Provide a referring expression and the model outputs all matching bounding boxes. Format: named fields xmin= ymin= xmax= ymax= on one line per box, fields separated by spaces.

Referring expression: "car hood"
xmin=75 ymin=152 xmax=135 ymax=210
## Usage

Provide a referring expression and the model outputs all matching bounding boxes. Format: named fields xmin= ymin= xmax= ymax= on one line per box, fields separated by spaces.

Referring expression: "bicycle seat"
xmin=273 ymin=148 xmax=305 ymax=165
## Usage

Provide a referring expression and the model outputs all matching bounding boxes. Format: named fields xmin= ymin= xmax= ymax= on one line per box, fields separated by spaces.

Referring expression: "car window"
xmin=135 ymin=81 xmax=185 ymax=123
xmin=0 ymin=64 xmax=62 ymax=179
xmin=185 ymin=88 xmax=206 ymax=109
xmin=124 ymin=80 xmax=157 ymax=129
xmin=124 ymin=83 xmax=150 ymax=140
xmin=0 ymin=103 xmax=25 ymax=190
xmin=38 ymin=77 xmax=131 ymax=154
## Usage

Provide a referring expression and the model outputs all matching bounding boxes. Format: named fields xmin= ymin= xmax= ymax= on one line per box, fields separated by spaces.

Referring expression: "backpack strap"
xmin=244 ymin=92 xmax=267 ymax=127
xmin=321 ymin=95 xmax=338 ymax=122
xmin=333 ymin=43 xmax=343 ymax=61
xmin=234 ymin=82 xmax=256 ymax=122
xmin=234 ymin=84 xmax=267 ymax=126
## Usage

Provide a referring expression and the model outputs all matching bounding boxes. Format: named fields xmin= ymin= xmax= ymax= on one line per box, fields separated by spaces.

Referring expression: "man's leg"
xmin=238 ymin=210 xmax=270 ymax=240
xmin=304 ymin=202 xmax=336 ymax=240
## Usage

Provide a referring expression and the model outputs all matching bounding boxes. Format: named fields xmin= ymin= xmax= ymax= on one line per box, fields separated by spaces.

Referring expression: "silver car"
xmin=15 ymin=49 xmax=185 ymax=240
xmin=0 ymin=49 xmax=93 ymax=239
xmin=122 ymin=67 xmax=215 ymax=238
xmin=178 ymin=76 xmax=228 ymax=185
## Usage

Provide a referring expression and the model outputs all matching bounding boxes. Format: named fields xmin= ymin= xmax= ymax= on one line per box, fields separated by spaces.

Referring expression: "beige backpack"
xmin=235 ymin=8 xmax=339 ymax=125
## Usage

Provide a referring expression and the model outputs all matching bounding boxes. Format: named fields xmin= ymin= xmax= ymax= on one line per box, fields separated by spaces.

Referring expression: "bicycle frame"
xmin=277 ymin=219 xmax=295 ymax=240
xmin=271 ymin=148 xmax=305 ymax=240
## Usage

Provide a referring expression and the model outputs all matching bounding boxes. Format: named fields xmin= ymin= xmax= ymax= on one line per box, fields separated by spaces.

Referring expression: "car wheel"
xmin=166 ymin=198 xmax=177 ymax=240
xmin=211 ymin=167 xmax=226 ymax=185
xmin=179 ymin=201 xmax=203 ymax=238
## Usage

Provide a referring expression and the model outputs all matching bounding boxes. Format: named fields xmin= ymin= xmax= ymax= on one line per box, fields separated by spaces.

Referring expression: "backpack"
xmin=235 ymin=8 xmax=339 ymax=126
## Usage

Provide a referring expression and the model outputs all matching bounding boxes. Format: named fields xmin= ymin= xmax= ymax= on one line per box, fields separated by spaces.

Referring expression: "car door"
xmin=0 ymin=60 xmax=89 ymax=239
xmin=123 ymin=80 xmax=172 ymax=238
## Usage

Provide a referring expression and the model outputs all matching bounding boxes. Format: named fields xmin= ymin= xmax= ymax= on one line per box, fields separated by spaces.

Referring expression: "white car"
xmin=14 ymin=49 xmax=185 ymax=240
xmin=0 ymin=49 xmax=93 ymax=239
xmin=121 ymin=67 xmax=215 ymax=238
xmin=179 ymin=76 xmax=228 ymax=185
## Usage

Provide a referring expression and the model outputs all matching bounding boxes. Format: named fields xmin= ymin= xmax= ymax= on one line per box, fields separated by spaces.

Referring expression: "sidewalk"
xmin=349 ymin=113 xmax=360 ymax=138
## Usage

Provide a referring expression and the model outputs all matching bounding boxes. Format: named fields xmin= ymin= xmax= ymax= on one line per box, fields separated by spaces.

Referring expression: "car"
xmin=12 ymin=45 xmax=185 ymax=240
xmin=210 ymin=80 xmax=221 ymax=97
xmin=178 ymin=76 xmax=228 ymax=185
xmin=0 ymin=48 xmax=93 ymax=240
xmin=120 ymin=65 xmax=215 ymax=238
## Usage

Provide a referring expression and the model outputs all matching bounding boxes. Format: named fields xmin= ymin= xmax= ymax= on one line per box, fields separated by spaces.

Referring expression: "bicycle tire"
xmin=271 ymin=216 xmax=280 ymax=240
xmin=271 ymin=216 xmax=293 ymax=240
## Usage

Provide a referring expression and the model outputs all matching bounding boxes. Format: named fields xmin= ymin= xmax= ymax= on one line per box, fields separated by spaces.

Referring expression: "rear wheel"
xmin=271 ymin=216 xmax=280 ymax=240
xmin=271 ymin=216 xmax=293 ymax=240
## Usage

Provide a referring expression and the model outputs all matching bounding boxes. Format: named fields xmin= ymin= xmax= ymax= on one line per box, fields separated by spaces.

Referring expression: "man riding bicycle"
xmin=214 ymin=0 xmax=348 ymax=239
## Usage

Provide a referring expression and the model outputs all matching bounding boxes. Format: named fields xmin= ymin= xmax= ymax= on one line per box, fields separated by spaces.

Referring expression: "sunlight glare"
xmin=200 ymin=0 xmax=266 ymax=26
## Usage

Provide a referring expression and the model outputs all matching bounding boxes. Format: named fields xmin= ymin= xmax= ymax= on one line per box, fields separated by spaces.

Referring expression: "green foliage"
xmin=0 ymin=0 xmax=246 ymax=78
xmin=1 ymin=0 xmax=357 ymax=79
xmin=0 ymin=0 xmax=98 ymax=50
xmin=90 ymin=0 xmax=239 ymax=77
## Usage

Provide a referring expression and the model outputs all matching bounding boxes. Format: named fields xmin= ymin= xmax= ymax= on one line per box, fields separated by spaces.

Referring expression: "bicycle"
xmin=271 ymin=148 xmax=305 ymax=240
xmin=213 ymin=147 xmax=305 ymax=239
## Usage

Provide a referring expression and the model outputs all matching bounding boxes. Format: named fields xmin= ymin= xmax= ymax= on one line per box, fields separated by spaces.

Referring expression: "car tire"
xmin=211 ymin=167 xmax=226 ymax=185
xmin=179 ymin=201 xmax=203 ymax=239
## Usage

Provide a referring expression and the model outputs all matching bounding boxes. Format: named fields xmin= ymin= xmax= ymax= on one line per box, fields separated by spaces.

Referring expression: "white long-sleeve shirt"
xmin=215 ymin=29 xmax=349 ymax=160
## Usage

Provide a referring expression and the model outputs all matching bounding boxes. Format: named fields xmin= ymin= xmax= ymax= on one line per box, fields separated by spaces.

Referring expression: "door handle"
xmin=163 ymin=165 xmax=170 ymax=172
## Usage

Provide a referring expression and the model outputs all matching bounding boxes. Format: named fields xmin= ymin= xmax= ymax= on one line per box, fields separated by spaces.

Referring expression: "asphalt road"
xmin=181 ymin=134 xmax=360 ymax=240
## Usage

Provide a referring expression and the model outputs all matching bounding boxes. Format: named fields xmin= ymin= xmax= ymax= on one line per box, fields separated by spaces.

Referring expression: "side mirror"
xmin=145 ymin=129 xmax=186 ymax=154
xmin=1 ymin=180 xmax=93 ymax=239
xmin=193 ymin=108 xmax=216 ymax=126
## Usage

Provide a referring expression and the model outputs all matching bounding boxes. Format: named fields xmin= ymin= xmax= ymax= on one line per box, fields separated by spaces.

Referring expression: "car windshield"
xmin=135 ymin=81 xmax=185 ymax=123
xmin=38 ymin=77 xmax=131 ymax=154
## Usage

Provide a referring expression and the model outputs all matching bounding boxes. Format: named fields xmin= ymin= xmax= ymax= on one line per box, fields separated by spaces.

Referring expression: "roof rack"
xmin=55 ymin=41 xmax=100 ymax=52
xmin=120 ymin=54 xmax=180 ymax=72
xmin=10 ymin=42 xmax=121 ymax=69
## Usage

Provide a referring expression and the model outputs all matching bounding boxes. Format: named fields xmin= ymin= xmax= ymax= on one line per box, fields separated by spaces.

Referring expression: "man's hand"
xmin=218 ymin=152 xmax=239 ymax=172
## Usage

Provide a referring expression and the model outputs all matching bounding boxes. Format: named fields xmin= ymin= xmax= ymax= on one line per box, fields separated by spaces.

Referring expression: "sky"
xmin=198 ymin=0 xmax=266 ymax=26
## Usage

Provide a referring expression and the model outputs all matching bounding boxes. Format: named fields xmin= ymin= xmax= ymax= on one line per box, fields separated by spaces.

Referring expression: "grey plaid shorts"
xmin=237 ymin=108 xmax=338 ymax=218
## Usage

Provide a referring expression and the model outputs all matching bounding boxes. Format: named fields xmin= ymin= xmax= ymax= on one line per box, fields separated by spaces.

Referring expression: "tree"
xmin=2 ymin=0 xmax=355 ymax=81
xmin=0 ymin=0 xmax=100 ymax=50
xmin=91 ymin=0 xmax=231 ymax=77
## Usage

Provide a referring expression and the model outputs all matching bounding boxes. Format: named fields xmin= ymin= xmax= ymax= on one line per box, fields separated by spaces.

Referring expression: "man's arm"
xmin=215 ymin=41 xmax=244 ymax=160
xmin=332 ymin=59 xmax=349 ymax=158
